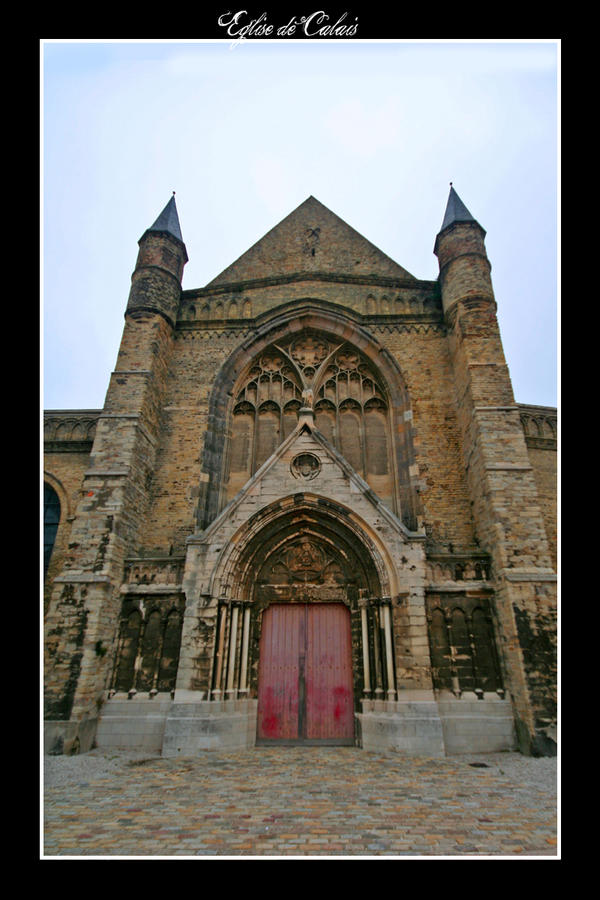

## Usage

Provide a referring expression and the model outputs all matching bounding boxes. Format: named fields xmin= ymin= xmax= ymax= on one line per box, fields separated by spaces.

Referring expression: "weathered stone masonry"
xmin=44 ymin=191 xmax=556 ymax=757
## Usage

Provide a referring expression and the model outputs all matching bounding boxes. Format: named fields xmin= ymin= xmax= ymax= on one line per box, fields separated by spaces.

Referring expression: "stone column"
xmin=212 ymin=600 xmax=229 ymax=700
xmin=238 ymin=603 xmax=252 ymax=697
xmin=370 ymin=600 xmax=384 ymax=701
xmin=382 ymin=600 xmax=397 ymax=700
xmin=359 ymin=598 xmax=371 ymax=698
xmin=225 ymin=602 xmax=240 ymax=699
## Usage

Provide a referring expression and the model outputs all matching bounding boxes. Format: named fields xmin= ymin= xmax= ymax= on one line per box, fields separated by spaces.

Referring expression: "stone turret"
xmin=433 ymin=186 xmax=556 ymax=756
xmin=126 ymin=194 xmax=188 ymax=326
xmin=44 ymin=197 xmax=189 ymax=756
xmin=434 ymin=185 xmax=495 ymax=320
xmin=434 ymin=185 xmax=514 ymax=407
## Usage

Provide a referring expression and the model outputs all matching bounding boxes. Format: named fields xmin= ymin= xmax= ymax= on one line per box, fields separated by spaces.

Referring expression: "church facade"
xmin=43 ymin=190 xmax=557 ymax=758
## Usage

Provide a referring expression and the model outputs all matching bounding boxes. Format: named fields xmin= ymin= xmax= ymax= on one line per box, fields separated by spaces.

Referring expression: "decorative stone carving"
xmin=291 ymin=452 xmax=321 ymax=480
xmin=112 ymin=596 xmax=185 ymax=695
xmin=258 ymin=538 xmax=347 ymax=588
xmin=519 ymin=405 xmax=557 ymax=449
xmin=425 ymin=593 xmax=504 ymax=697
xmin=289 ymin=335 xmax=329 ymax=368
xmin=303 ymin=226 xmax=321 ymax=256
xmin=426 ymin=552 xmax=492 ymax=585
xmin=288 ymin=540 xmax=326 ymax=579
xmin=124 ymin=557 xmax=185 ymax=589
xmin=44 ymin=412 xmax=99 ymax=449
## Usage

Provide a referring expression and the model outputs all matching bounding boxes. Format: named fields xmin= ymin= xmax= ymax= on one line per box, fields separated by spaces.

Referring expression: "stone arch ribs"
xmin=207 ymin=493 xmax=390 ymax=603
xmin=197 ymin=303 xmax=422 ymax=532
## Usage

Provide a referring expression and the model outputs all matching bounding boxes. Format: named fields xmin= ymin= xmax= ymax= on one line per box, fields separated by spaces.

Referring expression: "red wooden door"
xmin=305 ymin=603 xmax=354 ymax=741
xmin=257 ymin=604 xmax=354 ymax=744
xmin=257 ymin=604 xmax=303 ymax=741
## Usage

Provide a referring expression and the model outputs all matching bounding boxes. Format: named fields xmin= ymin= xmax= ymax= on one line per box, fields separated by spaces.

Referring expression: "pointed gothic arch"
xmin=210 ymin=492 xmax=390 ymax=603
xmin=197 ymin=304 xmax=421 ymax=531
xmin=193 ymin=492 xmax=404 ymax=734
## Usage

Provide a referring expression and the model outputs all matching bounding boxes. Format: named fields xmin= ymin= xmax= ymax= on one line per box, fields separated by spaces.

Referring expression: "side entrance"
xmin=256 ymin=603 xmax=355 ymax=745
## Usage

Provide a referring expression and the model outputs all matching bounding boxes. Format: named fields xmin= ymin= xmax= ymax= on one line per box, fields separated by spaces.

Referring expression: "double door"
xmin=257 ymin=603 xmax=354 ymax=744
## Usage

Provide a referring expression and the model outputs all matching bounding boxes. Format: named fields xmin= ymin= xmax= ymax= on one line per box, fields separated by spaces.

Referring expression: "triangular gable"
xmin=207 ymin=196 xmax=416 ymax=286
xmin=197 ymin=415 xmax=416 ymax=545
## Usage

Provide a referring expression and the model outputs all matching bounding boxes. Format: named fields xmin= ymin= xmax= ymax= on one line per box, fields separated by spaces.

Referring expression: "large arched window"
xmin=44 ymin=483 xmax=61 ymax=575
xmin=225 ymin=331 xmax=396 ymax=509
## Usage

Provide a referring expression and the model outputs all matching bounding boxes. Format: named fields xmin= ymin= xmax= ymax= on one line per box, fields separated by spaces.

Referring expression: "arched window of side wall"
xmin=44 ymin=483 xmax=61 ymax=575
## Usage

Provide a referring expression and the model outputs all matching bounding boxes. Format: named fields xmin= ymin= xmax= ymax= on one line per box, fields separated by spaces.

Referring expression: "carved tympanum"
xmin=259 ymin=538 xmax=347 ymax=587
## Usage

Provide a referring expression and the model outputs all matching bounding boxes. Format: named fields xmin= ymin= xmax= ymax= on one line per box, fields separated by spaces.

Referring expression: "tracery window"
xmin=228 ymin=351 xmax=303 ymax=495
xmin=226 ymin=332 xmax=395 ymax=509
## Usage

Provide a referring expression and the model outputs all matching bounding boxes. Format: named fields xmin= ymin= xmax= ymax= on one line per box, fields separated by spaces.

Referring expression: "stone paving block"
xmin=44 ymin=747 xmax=557 ymax=858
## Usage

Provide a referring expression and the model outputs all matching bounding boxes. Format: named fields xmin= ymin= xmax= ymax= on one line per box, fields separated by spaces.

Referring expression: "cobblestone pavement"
xmin=43 ymin=748 xmax=558 ymax=858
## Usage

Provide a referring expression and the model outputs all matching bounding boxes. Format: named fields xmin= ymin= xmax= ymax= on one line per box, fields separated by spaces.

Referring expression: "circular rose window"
xmin=291 ymin=453 xmax=321 ymax=480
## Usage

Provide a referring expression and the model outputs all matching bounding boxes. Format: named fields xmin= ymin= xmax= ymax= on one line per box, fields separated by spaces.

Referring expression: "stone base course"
xmin=95 ymin=696 xmax=174 ymax=754
xmin=85 ymin=693 xmax=515 ymax=757
xmin=162 ymin=700 xmax=258 ymax=755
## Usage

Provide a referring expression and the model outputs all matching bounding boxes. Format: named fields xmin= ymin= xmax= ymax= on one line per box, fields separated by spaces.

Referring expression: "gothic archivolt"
xmin=208 ymin=490 xmax=392 ymax=605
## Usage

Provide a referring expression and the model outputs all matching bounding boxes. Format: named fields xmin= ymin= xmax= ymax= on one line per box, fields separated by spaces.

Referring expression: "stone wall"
xmin=519 ymin=405 xmax=557 ymax=571
xmin=136 ymin=295 xmax=482 ymax=557
xmin=43 ymin=411 xmax=99 ymax=612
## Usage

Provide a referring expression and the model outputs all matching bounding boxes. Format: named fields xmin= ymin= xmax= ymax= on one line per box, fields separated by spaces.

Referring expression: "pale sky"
xmin=42 ymin=40 xmax=558 ymax=411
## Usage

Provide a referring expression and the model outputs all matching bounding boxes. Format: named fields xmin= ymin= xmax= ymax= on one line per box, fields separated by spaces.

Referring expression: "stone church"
xmin=43 ymin=189 xmax=557 ymax=758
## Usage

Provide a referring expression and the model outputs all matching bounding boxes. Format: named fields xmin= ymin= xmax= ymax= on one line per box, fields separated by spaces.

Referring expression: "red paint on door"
xmin=257 ymin=604 xmax=354 ymax=744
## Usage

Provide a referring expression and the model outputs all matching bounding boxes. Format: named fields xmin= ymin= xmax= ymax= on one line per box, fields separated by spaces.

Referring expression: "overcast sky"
xmin=42 ymin=39 xmax=558 ymax=411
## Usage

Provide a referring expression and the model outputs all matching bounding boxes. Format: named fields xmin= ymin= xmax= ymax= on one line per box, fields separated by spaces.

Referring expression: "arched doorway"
xmin=206 ymin=495 xmax=393 ymax=746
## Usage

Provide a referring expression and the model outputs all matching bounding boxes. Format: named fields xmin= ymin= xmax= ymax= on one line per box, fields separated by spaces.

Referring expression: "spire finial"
xmin=438 ymin=185 xmax=478 ymax=233
xmin=147 ymin=194 xmax=184 ymax=244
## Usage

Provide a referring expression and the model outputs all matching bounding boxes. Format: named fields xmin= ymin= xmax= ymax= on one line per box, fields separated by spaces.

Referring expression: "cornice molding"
xmin=183 ymin=271 xmax=440 ymax=299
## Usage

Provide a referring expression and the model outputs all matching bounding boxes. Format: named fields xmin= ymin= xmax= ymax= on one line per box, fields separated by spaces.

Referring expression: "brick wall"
xmin=136 ymin=294 xmax=484 ymax=557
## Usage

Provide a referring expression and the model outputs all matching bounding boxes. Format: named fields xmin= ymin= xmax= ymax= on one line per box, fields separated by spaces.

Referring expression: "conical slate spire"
xmin=439 ymin=185 xmax=479 ymax=233
xmin=148 ymin=193 xmax=184 ymax=243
